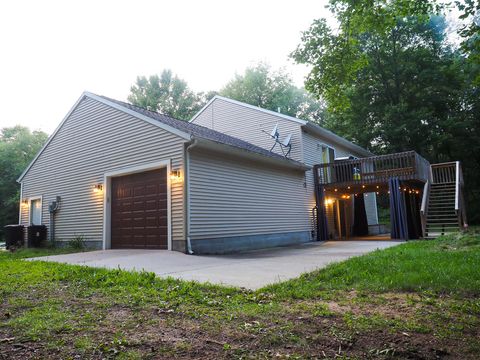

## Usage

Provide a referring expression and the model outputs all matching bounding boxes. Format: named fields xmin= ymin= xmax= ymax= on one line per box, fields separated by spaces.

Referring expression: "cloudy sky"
xmin=0 ymin=0 xmax=329 ymax=133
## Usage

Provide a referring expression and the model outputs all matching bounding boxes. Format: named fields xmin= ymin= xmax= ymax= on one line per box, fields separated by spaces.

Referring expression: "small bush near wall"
xmin=68 ymin=235 xmax=85 ymax=250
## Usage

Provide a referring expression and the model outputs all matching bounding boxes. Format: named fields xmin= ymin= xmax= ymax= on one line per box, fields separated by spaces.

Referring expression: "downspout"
xmin=184 ymin=138 xmax=200 ymax=255
xmin=48 ymin=196 xmax=61 ymax=245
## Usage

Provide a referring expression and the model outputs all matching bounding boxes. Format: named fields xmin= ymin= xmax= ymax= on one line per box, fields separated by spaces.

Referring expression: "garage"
xmin=111 ymin=168 xmax=168 ymax=249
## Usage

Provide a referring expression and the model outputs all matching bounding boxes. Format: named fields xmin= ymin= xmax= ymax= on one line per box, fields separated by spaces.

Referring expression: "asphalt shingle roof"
xmin=100 ymin=95 xmax=306 ymax=167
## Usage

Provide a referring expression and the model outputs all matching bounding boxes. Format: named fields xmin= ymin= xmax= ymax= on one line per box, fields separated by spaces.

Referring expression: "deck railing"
xmin=429 ymin=161 xmax=467 ymax=230
xmin=314 ymin=151 xmax=430 ymax=187
xmin=431 ymin=162 xmax=457 ymax=184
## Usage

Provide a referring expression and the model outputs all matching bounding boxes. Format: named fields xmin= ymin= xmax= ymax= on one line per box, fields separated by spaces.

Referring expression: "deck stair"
xmin=421 ymin=162 xmax=467 ymax=239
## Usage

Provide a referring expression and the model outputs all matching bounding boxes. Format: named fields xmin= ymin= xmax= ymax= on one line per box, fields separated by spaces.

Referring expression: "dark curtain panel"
xmin=353 ymin=194 xmax=369 ymax=236
xmin=405 ymin=192 xmax=422 ymax=239
xmin=316 ymin=186 xmax=329 ymax=241
xmin=389 ymin=178 xmax=409 ymax=240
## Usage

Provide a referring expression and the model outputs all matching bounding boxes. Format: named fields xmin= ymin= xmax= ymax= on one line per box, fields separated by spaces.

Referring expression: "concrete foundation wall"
xmin=190 ymin=230 xmax=312 ymax=254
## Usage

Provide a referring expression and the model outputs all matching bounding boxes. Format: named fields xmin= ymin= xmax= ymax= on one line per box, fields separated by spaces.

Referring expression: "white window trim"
xmin=28 ymin=196 xmax=43 ymax=225
xmin=18 ymin=182 xmax=23 ymax=224
xmin=319 ymin=143 xmax=336 ymax=162
xmin=102 ymin=159 xmax=172 ymax=251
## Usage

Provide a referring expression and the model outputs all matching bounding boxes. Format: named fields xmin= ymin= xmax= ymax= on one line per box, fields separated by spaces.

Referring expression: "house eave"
xmin=302 ymin=122 xmax=373 ymax=157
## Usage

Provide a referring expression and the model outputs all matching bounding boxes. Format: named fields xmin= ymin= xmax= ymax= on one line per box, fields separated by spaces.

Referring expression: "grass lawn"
xmin=0 ymin=232 xmax=479 ymax=359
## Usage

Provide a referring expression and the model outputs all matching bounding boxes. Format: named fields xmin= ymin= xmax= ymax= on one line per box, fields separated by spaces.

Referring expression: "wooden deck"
xmin=313 ymin=151 xmax=430 ymax=191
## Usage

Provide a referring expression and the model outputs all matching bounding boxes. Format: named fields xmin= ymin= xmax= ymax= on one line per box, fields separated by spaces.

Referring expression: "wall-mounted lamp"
xmin=170 ymin=169 xmax=182 ymax=182
xmin=324 ymin=198 xmax=334 ymax=206
xmin=92 ymin=184 xmax=103 ymax=193
xmin=21 ymin=198 xmax=29 ymax=206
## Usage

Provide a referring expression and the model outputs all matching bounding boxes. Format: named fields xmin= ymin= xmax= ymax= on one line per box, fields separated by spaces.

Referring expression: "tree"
xmin=456 ymin=0 xmax=480 ymax=83
xmin=128 ymin=70 xmax=213 ymax=121
xmin=0 ymin=126 xmax=48 ymax=240
xmin=220 ymin=63 xmax=325 ymax=123
xmin=293 ymin=0 xmax=480 ymax=223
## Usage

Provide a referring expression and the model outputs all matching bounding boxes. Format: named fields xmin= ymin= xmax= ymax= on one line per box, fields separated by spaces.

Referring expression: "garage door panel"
xmin=111 ymin=167 xmax=168 ymax=249
xmin=132 ymin=201 xmax=145 ymax=211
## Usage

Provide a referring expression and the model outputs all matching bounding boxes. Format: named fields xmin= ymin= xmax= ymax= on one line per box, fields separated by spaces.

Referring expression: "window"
xmin=321 ymin=144 xmax=335 ymax=164
xmin=319 ymin=144 xmax=336 ymax=183
xmin=29 ymin=197 xmax=42 ymax=225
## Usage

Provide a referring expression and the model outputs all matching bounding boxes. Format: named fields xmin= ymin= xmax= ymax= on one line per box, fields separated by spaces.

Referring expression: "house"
xmin=191 ymin=96 xmax=380 ymax=238
xmin=17 ymin=92 xmax=378 ymax=254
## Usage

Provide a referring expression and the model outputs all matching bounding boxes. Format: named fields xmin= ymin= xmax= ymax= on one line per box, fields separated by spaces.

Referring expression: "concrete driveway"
xmin=30 ymin=241 xmax=401 ymax=289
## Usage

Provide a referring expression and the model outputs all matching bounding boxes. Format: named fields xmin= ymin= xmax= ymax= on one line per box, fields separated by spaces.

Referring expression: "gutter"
xmin=190 ymin=137 xmax=311 ymax=172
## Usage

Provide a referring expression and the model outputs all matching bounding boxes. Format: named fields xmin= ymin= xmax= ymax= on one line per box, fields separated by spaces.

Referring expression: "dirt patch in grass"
xmin=1 ymin=292 xmax=479 ymax=359
xmin=1 ymin=235 xmax=479 ymax=359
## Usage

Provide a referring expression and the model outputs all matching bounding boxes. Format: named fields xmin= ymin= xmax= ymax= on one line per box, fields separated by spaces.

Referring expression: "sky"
xmin=0 ymin=0 xmax=329 ymax=134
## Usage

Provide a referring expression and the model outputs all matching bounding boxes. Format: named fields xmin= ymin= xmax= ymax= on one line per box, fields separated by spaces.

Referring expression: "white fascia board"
xmin=189 ymin=95 xmax=308 ymax=125
xmin=190 ymin=137 xmax=311 ymax=172
xmin=84 ymin=92 xmax=191 ymax=141
xmin=17 ymin=92 xmax=192 ymax=182
xmin=17 ymin=92 xmax=88 ymax=182
xmin=190 ymin=96 xmax=217 ymax=123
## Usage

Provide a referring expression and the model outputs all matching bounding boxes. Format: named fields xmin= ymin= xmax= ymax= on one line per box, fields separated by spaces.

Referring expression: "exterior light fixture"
xmin=21 ymin=198 xmax=29 ymax=206
xmin=324 ymin=198 xmax=334 ymax=206
xmin=170 ymin=169 xmax=183 ymax=183
xmin=92 ymin=184 xmax=103 ymax=193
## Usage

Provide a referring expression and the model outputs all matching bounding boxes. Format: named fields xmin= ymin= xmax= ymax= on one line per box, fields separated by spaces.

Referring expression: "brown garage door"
xmin=111 ymin=168 xmax=168 ymax=249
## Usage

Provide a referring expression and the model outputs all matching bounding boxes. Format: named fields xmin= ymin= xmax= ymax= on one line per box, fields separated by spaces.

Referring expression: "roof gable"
xmin=191 ymin=95 xmax=373 ymax=157
xmin=18 ymin=92 xmax=308 ymax=182
xmin=191 ymin=95 xmax=308 ymax=125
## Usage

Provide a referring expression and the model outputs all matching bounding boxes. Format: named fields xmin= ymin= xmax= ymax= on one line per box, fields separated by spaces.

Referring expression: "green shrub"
xmin=68 ymin=235 xmax=85 ymax=250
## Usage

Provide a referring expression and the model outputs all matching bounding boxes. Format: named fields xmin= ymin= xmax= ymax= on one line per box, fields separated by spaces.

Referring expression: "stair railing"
xmin=455 ymin=161 xmax=460 ymax=213
xmin=420 ymin=180 xmax=430 ymax=238
xmin=455 ymin=161 xmax=467 ymax=229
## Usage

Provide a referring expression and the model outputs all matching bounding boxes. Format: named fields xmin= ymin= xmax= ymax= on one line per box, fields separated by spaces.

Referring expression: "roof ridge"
xmin=94 ymin=93 xmax=309 ymax=166
xmin=191 ymin=95 xmax=372 ymax=156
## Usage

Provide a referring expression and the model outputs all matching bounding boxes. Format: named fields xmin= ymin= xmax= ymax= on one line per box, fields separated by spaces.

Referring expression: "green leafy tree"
xmin=220 ymin=63 xmax=325 ymax=123
xmin=0 ymin=126 xmax=48 ymax=240
xmin=456 ymin=0 xmax=480 ymax=83
xmin=128 ymin=70 xmax=214 ymax=120
xmin=293 ymin=0 xmax=480 ymax=223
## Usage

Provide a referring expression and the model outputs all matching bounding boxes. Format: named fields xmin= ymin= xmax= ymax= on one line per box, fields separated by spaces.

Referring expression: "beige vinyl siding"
xmin=19 ymin=97 xmax=186 ymax=250
xmin=188 ymin=149 xmax=310 ymax=240
xmin=192 ymin=98 xmax=304 ymax=162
